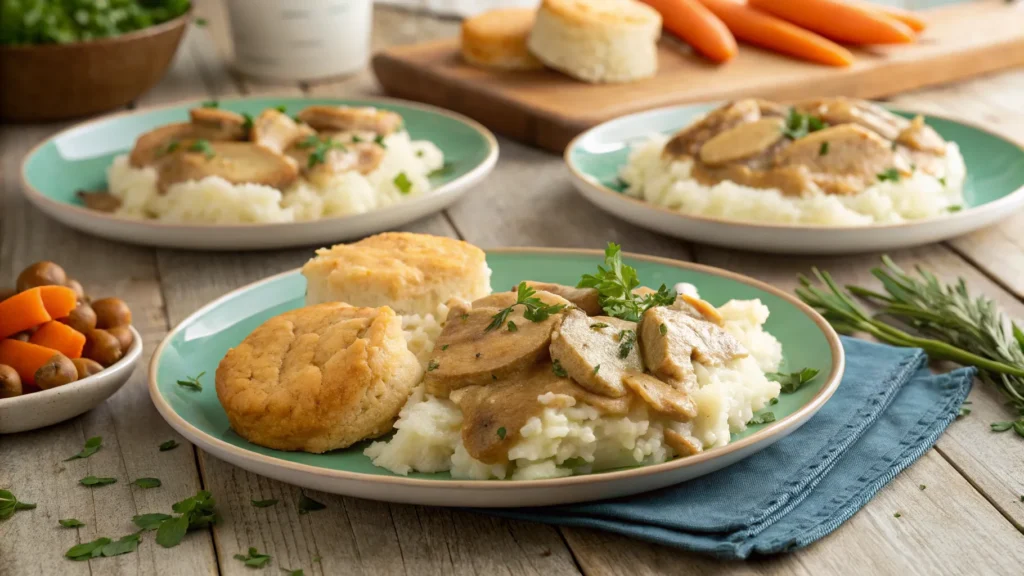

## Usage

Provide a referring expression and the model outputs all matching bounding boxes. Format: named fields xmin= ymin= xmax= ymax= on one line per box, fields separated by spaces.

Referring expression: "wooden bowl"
xmin=0 ymin=10 xmax=191 ymax=122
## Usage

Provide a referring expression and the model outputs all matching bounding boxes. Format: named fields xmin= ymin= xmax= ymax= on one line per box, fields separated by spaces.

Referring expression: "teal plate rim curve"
xmin=149 ymin=248 xmax=845 ymax=489
xmin=566 ymin=103 xmax=1024 ymax=231
xmin=21 ymin=95 xmax=498 ymax=229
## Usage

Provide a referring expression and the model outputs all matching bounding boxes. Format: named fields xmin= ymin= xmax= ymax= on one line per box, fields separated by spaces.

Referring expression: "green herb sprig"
xmin=486 ymin=284 xmax=567 ymax=332
xmin=0 ymin=490 xmax=35 ymax=521
xmin=578 ymin=243 xmax=676 ymax=322
xmin=66 ymin=436 xmax=102 ymax=460
xmin=782 ymin=109 xmax=829 ymax=140
xmin=177 ymin=372 xmax=204 ymax=391
xmin=767 ymin=368 xmax=820 ymax=394
xmin=296 ymin=135 xmax=346 ymax=168
xmin=234 ymin=547 xmax=272 ymax=568
xmin=133 ymin=490 xmax=219 ymax=548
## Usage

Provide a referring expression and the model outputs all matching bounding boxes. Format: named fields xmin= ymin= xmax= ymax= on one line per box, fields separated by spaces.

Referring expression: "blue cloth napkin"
xmin=489 ymin=337 xmax=975 ymax=559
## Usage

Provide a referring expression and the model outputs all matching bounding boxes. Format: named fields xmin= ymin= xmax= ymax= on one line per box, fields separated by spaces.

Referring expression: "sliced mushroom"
xmin=794 ymin=98 xmax=909 ymax=141
xmin=699 ymin=117 xmax=785 ymax=166
xmin=76 ymin=190 xmax=122 ymax=213
xmin=774 ymin=124 xmax=906 ymax=195
xmin=251 ymin=109 xmax=315 ymax=154
xmin=423 ymin=290 xmax=571 ymax=398
xmin=549 ymin=309 xmax=642 ymax=398
xmin=514 ymin=281 xmax=602 ymax=316
xmin=664 ymin=428 xmax=702 ymax=457
xmin=129 ymin=122 xmax=245 ymax=167
xmin=189 ymin=107 xmax=247 ymax=139
xmin=896 ymin=115 xmax=946 ymax=155
xmin=296 ymin=106 xmax=403 ymax=135
xmin=156 ymin=141 xmax=299 ymax=192
xmin=663 ymin=99 xmax=762 ymax=159
xmin=622 ymin=371 xmax=697 ymax=421
xmin=638 ymin=306 xmax=747 ymax=390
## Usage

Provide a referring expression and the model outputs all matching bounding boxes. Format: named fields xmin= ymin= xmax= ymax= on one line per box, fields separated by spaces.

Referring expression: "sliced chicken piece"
xmin=156 ymin=141 xmax=299 ymax=192
xmin=451 ymin=363 xmax=633 ymax=464
xmin=896 ymin=115 xmax=946 ymax=155
xmin=663 ymin=99 xmax=762 ymax=159
xmin=129 ymin=122 xmax=246 ymax=168
xmin=424 ymin=291 xmax=571 ymax=397
xmin=251 ymin=109 xmax=315 ymax=154
xmin=189 ymin=108 xmax=247 ymax=139
xmin=698 ymin=118 xmax=785 ymax=166
xmin=774 ymin=124 xmax=907 ymax=196
xmin=638 ymin=306 xmax=747 ymax=390
xmin=549 ymin=309 xmax=642 ymax=398
xmin=673 ymin=294 xmax=723 ymax=326
xmin=513 ymin=281 xmax=602 ymax=316
xmin=286 ymin=140 xmax=385 ymax=186
xmin=793 ymin=98 xmax=909 ymax=141
xmin=76 ymin=190 xmax=122 ymax=213
xmin=664 ymin=428 xmax=702 ymax=457
xmin=754 ymin=99 xmax=788 ymax=118
xmin=622 ymin=372 xmax=697 ymax=421
xmin=296 ymin=106 xmax=403 ymax=135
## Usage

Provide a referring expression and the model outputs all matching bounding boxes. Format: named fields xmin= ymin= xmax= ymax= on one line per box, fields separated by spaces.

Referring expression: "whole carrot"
xmin=749 ymin=0 xmax=915 ymax=44
xmin=698 ymin=0 xmax=854 ymax=67
xmin=641 ymin=0 xmax=738 ymax=63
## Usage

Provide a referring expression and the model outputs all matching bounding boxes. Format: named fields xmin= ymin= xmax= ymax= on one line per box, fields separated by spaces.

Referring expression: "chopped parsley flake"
xmin=659 ymin=323 xmax=668 ymax=336
xmin=590 ymin=322 xmax=609 ymax=330
xmin=552 ymin=360 xmax=568 ymax=378
xmin=427 ymin=359 xmax=439 ymax=372
xmin=393 ymin=172 xmax=413 ymax=195
xmin=617 ymin=330 xmax=637 ymax=359
xmin=876 ymin=168 xmax=901 ymax=183
xmin=497 ymin=427 xmax=507 ymax=440
xmin=819 ymin=141 xmax=829 ymax=156
xmin=746 ymin=412 xmax=776 ymax=426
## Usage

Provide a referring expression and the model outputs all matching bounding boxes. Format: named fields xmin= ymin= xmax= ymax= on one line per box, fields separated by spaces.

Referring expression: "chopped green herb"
xmin=659 ymin=323 xmax=668 ymax=336
xmin=252 ymin=499 xmax=278 ymax=508
xmin=80 ymin=476 xmax=117 ymax=487
xmin=958 ymin=406 xmax=971 ymax=418
xmin=428 ymin=161 xmax=455 ymax=177
xmin=497 ymin=427 xmax=507 ymax=440
xmin=159 ymin=439 xmax=179 ymax=451
xmin=60 ymin=518 xmax=85 ymax=528
xmin=177 ymin=372 xmax=205 ymax=391
xmin=593 ymin=364 xmax=601 ymax=375
xmin=313 ymin=555 xmax=322 ymax=563
xmin=552 ymin=360 xmax=568 ymax=378
xmin=65 ymin=537 xmax=112 ymax=561
xmin=893 ymin=512 xmax=902 ymax=518
xmin=427 ymin=359 xmax=440 ymax=372
xmin=617 ymin=330 xmax=637 ymax=359
xmin=578 ymin=243 xmax=676 ymax=322
xmin=100 ymin=533 xmax=143 ymax=557
xmin=876 ymin=168 xmax=901 ymax=183
xmin=298 ymin=492 xmax=326 ymax=514
xmin=147 ymin=490 xmax=219 ymax=548
xmin=746 ymin=412 xmax=776 ymax=426
xmin=460 ymin=313 xmax=469 ymax=321
xmin=486 ymin=283 xmax=567 ymax=332
xmin=201 ymin=100 xmax=219 ymax=108
xmin=65 ymin=436 xmax=103 ymax=460
xmin=769 ymin=397 xmax=779 ymax=406
xmin=187 ymin=139 xmax=215 ymax=159
xmin=297 ymin=135 xmax=347 ymax=168
xmin=132 ymin=513 xmax=172 ymax=530
xmin=160 ymin=140 xmax=181 ymax=156
xmin=133 ymin=477 xmax=162 ymax=489
xmin=919 ymin=484 xmax=926 ymax=491
xmin=507 ymin=320 xmax=518 ymax=332
xmin=0 ymin=1 xmax=191 ymax=46
xmin=155 ymin=514 xmax=190 ymax=548
xmin=946 ymin=205 xmax=963 ymax=213
xmin=589 ymin=322 xmax=609 ymax=330
xmin=234 ymin=547 xmax=272 ymax=568
xmin=282 ymin=569 xmax=305 ymax=576
xmin=0 ymin=490 xmax=35 ymax=521
xmin=374 ymin=134 xmax=387 ymax=148
xmin=767 ymin=368 xmax=820 ymax=394
xmin=416 ymin=150 xmax=424 ymax=158
xmin=393 ymin=172 xmax=413 ymax=195
xmin=194 ymin=17 xmax=208 ymax=28
xmin=441 ymin=344 xmax=449 ymax=351
xmin=782 ymin=109 xmax=829 ymax=140
xmin=275 ymin=105 xmax=287 ymax=113
xmin=242 ymin=113 xmax=255 ymax=135
xmin=939 ymin=176 xmax=947 ymax=186
xmin=991 ymin=421 xmax=1014 ymax=432
xmin=819 ymin=141 xmax=830 ymax=156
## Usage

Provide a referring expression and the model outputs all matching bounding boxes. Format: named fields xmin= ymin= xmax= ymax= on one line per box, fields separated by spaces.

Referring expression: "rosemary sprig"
xmin=797 ymin=256 xmax=1024 ymax=436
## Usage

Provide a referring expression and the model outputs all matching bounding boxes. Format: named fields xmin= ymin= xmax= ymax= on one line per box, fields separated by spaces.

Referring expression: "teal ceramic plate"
xmin=149 ymin=248 xmax=844 ymax=507
xmin=22 ymin=96 xmax=497 ymax=250
xmin=566 ymin=103 xmax=1024 ymax=254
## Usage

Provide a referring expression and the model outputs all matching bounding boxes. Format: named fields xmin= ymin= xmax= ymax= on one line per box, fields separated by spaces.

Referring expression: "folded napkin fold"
xmin=488 ymin=337 xmax=975 ymax=559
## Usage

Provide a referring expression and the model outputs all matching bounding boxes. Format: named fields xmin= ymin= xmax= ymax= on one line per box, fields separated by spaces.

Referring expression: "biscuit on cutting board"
xmin=461 ymin=8 xmax=545 ymax=71
xmin=527 ymin=0 xmax=662 ymax=83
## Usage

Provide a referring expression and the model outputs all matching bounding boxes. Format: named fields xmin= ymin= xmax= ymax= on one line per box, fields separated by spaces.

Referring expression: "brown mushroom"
xmin=296 ymin=105 xmax=403 ymax=135
xmin=189 ymin=107 xmax=247 ymax=138
xmin=16 ymin=261 xmax=67 ymax=292
xmin=83 ymin=329 xmax=124 ymax=367
xmin=156 ymin=142 xmax=300 ymax=192
xmin=699 ymin=118 xmax=785 ymax=166
xmin=0 ymin=364 xmax=22 ymax=398
xmin=91 ymin=297 xmax=132 ymax=329
xmin=72 ymin=358 xmax=105 ymax=379
xmin=34 ymin=353 xmax=78 ymax=390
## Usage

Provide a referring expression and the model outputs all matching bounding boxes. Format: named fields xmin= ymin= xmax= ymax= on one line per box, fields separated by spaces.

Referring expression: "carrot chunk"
xmin=0 ymin=339 xmax=62 ymax=385
xmin=30 ymin=321 xmax=87 ymax=359
xmin=0 ymin=289 xmax=52 ymax=340
xmin=38 ymin=285 xmax=78 ymax=319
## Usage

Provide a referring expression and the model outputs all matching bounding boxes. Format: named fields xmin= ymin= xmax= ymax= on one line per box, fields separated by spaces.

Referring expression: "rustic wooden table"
xmin=3 ymin=2 xmax=1024 ymax=574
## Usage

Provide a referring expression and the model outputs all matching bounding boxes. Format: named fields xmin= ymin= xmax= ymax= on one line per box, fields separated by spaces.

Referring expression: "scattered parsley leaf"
xmin=393 ymin=172 xmax=413 ymax=195
xmin=428 ymin=161 xmax=455 ymax=178
xmin=460 ymin=313 xmax=469 ymax=321
xmin=947 ymin=205 xmax=963 ymax=213
xmin=235 ymin=547 xmax=272 ymax=568
xmin=297 ymin=134 xmax=347 ymax=168
xmin=589 ymin=323 xmax=609 ymax=330
xmin=552 ymin=360 xmax=568 ymax=378
xmin=177 ymin=372 xmax=205 ymax=391
xmin=991 ymin=421 xmax=1014 ymax=432
xmin=427 ymin=359 xmax=440 ymax=372
xmin=486 ymin=283 xmax=566 ymax=332
xmin=877 ymin=168 xmax=901 ymax=183
xmin=275 ymin=105 xmax=287 ymax=113
xmin=659 ymin=323 xmax=668 ymax=336
xmin=374 ymin=134 xmax=387 ymax=148
xmin=132 ymin=513 xmax=171 ymax=531
xmin=159 ymin=439 xmax=179 ymax=451
xmin=593 ymin=364 xmax=600 ymax=375
xmin=919 ymin=484 xmax=926 ymax=490
xmin=282 ymin=569 xmax=305 ymax=576
xmin=939 ymin=176 xmax=947 ymax=186
xmin=497 ymin=427 xmax=507 ymax=440
xmin=101 ymin=532 xmax=142 ymax=557
xmin=159 ymin=140 xmax=181 ymax=156
xmin=441 ymin=344 xmax=449 ymax=351
xmin=242 ymin=113 xmax=254 ymax=135
xmin=767 ymin=368 xmax=820 ymax=394
xmin=252 ymin=499 xmax=279 ymax=508
xmin=746 ymin=412 xmax=777 ymax=426
xmin=201 ymin=100 xmax=218 ymax=108
xmin=769 ymin=397 xmax=779 ymax=406
xmin=578 ymin=243 xmax=676 ymax=322
xmin=507 ymin=320 xmax=518 ymax=332
xmin=66 ymin=537 xmax=112 ymax=561
xmin=187 ymin=139 xmax=215 ymax=159
xmin=194 ymin=17 xmax=208 ymax=27
xmin=782 ymin=109 xmax=829 ymax=140
xmin=313 ymin=555 xmax=322 ymax=563
xmin=958 ymin=406 xmax=971 ymax=418
xmin=617 ymin=330 xmax=637 ymax=359
xmin=155 ymin=514 xmax=190 ymax=548
xmin=819 ymin=141 xmax=829 ymax=156
xmin=60 ymin=518 xmax=85 ymax=528
xmin=133 ymin=477 xmax=161 ymax=489
xmin=894 ymin=512 xmax=902 ymax=518
xmin=298 ymin=492 xmax=326 ymax=514
xmin=0 ymin=490 xmax=35 ymax=521
xmin=146 ymin=490 xmax=219 ymax=548
xmin=79 ymin=476 xmax=117 ymax=487
xmin=65 ymin=436 xmax=103 ymax=460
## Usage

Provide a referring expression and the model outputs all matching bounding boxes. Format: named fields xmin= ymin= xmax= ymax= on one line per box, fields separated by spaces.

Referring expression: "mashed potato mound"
xmin=619 ymin=134 xmax=966 ymax=226
xmin=366 ymin=295 xmax=783 ymax=480
xmin=106 ymin=131 xmax=444 ymax=224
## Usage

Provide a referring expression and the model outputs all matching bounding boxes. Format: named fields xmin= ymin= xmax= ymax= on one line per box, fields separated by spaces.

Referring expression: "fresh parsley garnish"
xmin=187 ymin=139 xmax=215 ymax=159
xmin=298 ymin=492 xmax=326 ymax=514
xmin=747 ymin=412 xmax=777 ymax=426
xmin=0 ymin=490 xmax=35 ymax=521
xmin=133 ymin=490 xmax=219 ymax=548
xmin=159 ymin=439 xmax=179 ymax=451
xmin=440 ymin=344 xmax=449 ymax=351
xmin=593 ymin=364 xmax=601 ymax=375
xmin=65 ymin=436 xmax=102 ymax=460
xmin=133 ymin=478 xmax=161 ymax=489
xmin=497 ymin=427 xmax=507 ymax=440
xmin=578 ymin=243 xmax=676 ymax=322
xmin=893 ymin=512 xmax=902 ymax=518
xmin=991 ymin=419 xmax=1024 ymax=438
xmin=659 ymin=323 xmax=668 ymax=336
xmin=374 ymin=134 xmax=387 ymax=148
xmin=393 ymin=172 xmax=413 ymax=195
xmin=783 ymin=109 xmax=828 ymax=140
xmin=552 ymin=360 xmax=568 ymax=378
xmin=60 ymin=518 xmax=85 ymax=528
xmin=507 ymin=320 xmax=518 ymax=332
xmin=177 ymin=372 xmax=204 ymax=391
xmin=819 ymin=141 xmax=829 ymax=156
xmin=919 ymin=484 xmax=926 ymax=491
xmin=939 ymin=176 xmax=947 ymax=186
xmin=201 ymin=100 xmax=219 ymax=108
xmin=194 ymin=17 xmax=208 ymax=27
xmin=80 ymin=476 xmax=117 ymax=487
xmin=617 ymin=330 xmax=637 ymax=359
xmin=876 ymin=168 xmax=901 ymax=183
xmin=486 ymin=283 xmax=567 ymax=332
xmin=65 ymin=534 xmax=141 ymax=560
xmin=297 ymin=135 xmax=347 ymax=168
xmin=159 ymin=140 xmax=180 ymax=156
xmin=769 ymin=397 xmax=779 ymax=406
xmin=460 ymin=313 xmax=469 ymax=321
xmin=427 ymin=359 xmax=440 ymax=372
xmin=428 ymin=161 xmax=455 ymax=178
xmin=275 ymin=105 xmax=287 ymax=113
xmin=958 ymin=405 xmax=971 ymax=418
xmin=947 ymin=205 xmax=963 ymax=213
xmin=767 ymin=368 xmax=820 ymax=393
xmin=282 ymin=568 xmax=305 ymax=576
xmin=234 ymin=547 xmax=272 ymax=568
xmin=252 ymin=499 xmax=278 ymax=508
xmin=242 ymin=112 xmax=254 ymax=135
xmin=590 ymin=322 xmax=609 ymax=330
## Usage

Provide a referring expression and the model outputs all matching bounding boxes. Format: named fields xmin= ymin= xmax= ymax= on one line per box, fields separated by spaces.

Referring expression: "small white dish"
xmin=0 ymin=326 xmax=142 ymax=434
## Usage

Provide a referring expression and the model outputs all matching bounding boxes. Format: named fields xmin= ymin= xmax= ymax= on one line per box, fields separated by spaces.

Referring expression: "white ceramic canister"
xmin=225 ymin=0 xmax=373 ymax=81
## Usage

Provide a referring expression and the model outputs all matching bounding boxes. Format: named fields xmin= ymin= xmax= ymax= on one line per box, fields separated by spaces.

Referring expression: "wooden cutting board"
xmin=373 ymin=0 xmax=1024 ymax=153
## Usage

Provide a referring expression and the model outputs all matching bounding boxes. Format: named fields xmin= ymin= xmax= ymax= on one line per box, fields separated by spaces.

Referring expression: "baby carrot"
xmin=0 ymin=289 xmax=52 ymax=340
xmin=698 ymin=0 xmax=854 ymax=67
xmin=748 ymin=0 xmax=915 ymax=44
xmin=30 ymin=321 xmax=86 ymax=359
xmin=640 ymin=0 xmax=738 ymax=63
xmin=0 ymin=339 xmax=61 ymax=385
xmin=38 ymin=285 xmax=78 ymax=319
